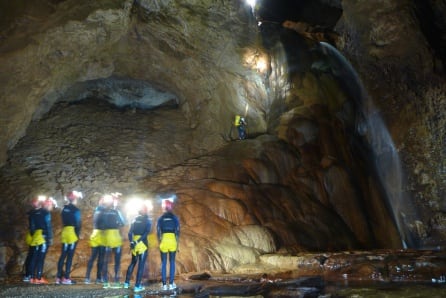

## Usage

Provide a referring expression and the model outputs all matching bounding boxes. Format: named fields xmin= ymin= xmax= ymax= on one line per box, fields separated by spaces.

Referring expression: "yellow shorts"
xmin=159 ymin=233 xmax=177 ymax=253
xmin=89 ymin=229 xmax=104 ymax=247
xmin=25 ymin=232 xmax=32 ymax=246
xmin=131 ymin=235 xmax=147 ymax=256
xmin=148 ymin=233 xmax=158 ymax=249
xmin=104 ymin=229 xmax=122 ymax=248
xmin=30 ymin=229 xmax=45 ymax=246
xmin=61 ymin=226 xmax=78 ymax=244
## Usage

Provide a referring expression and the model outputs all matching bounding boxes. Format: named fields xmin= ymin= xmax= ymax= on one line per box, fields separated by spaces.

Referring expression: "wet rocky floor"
xmin=1 ymin=249 xmax=446 ymax=297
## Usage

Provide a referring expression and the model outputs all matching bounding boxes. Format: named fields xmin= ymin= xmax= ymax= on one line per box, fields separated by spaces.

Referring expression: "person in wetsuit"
xmin=99 ymin=194 xmax=125 ymax=288
xmin=28 ymin=196 xmax=53 ymax=284
xmin=85 ymin=197 xmax=105 ymax=284
xmin=124 ymin=200 xmax=152 ymax=292
xmin=157 ymin=199 xmax=180 ymax=291
xmin=23 ymin=197 xmax=41 ymax=282
xmin=56 ymin=190 xmax=82 ymax=284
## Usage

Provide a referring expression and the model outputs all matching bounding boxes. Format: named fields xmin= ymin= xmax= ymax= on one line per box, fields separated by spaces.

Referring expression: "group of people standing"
xmin=24 ymin=190 xmax=180 ymax=293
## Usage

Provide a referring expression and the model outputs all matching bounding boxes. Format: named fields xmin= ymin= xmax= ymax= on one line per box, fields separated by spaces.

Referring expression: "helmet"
xmin=31 ymin=197 xmax=42 ymax=208
xmin=102 ymin=194 xmax=114 ymax=207
xmin=139 ymin=203 xmax=148 ymax=215
xmin=111 ymin=192 xmax=122 ymax=209
xmin=139 ymin=200 xmax=153 ymax=215
xmin=43 ymin=197 xmax=57 ymax=209
xmin=66 ymin=190 xmax=83 ymax=202
xmin=162 ymin=199 xmax=174 ymax=211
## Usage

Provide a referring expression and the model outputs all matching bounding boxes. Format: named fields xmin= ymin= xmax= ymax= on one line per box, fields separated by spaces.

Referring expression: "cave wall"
xmin=335 ymin=0 xmax=446 ymax=246
xmin=0 ymin=0 xmax=269 ymax=167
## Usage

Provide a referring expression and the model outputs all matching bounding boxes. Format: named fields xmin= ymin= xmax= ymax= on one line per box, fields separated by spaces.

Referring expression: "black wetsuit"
xmin=125 ymin=214 xmax=152 ymax=287
xmin=29 ymin=207 xmax=53 ymax=280
xmin=57 ymin=203 xmax=81 ymax=281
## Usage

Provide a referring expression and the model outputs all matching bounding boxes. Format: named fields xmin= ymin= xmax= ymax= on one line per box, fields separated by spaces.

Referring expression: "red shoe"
xmin=33 ymin=278 xmax=49 ymax=284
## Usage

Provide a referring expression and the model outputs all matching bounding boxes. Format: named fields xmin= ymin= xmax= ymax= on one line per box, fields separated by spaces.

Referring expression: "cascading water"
xmin=316 ymin=41 xmax=419 ymax=248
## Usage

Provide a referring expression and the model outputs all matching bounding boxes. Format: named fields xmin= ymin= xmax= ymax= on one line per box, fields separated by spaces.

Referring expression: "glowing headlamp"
xmin=246 ymin=0 xmax=256 ymax=9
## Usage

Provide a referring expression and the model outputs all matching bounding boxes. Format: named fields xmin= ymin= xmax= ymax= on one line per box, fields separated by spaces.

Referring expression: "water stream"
xmin=316 ymin=41 xmax=419 ymax=248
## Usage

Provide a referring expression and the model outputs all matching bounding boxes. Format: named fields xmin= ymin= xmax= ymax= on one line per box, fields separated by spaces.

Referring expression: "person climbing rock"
xmin=124 ymin=200 xmax=152 ymax=292
xmin=56 ymin=191 xmax=82 ymax=285
xmin=234 ymin=115 xmax=247 ymax=140
xmin=157 ymin=198 xmax=180 ymax=291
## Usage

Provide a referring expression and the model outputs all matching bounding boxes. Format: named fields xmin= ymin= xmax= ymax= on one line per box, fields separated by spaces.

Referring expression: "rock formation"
xmin=0 ymin=0 xmax=445 ymax=280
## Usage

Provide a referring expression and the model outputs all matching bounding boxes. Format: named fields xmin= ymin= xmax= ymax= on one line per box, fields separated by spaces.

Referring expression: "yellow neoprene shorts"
xmin=104 ymin=229 xmax=122 ymax=248
xmin=131 ymin=235 xmax=147 ymax=256
xmin=89 ymin=229 xmax=105 ymax=247
xmin=25 ymin=232 xmax=32 ymax=246
xmin=61 ymin=226 xmax=78 ymax=244
xmin=30 ymin=229 xmax=45 ymax=246
xmin=148 ymin=233 xmax=158 ymax=249
xmin=159 ymin=233 xmax=177 ymax=253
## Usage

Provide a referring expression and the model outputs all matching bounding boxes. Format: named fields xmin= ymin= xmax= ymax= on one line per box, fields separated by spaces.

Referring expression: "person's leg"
xmin=160 ymin=252 xmax=167 ymax=285
xmin=135 ymin=251 xmax=148 ymax=287
xmin=64 ymin=242 xmax=77 ymax=279
xmin=168 ymin=251 xmax=176 ymax=285
xmin=114 ymin=246 xmax=122 ymax=283
xmin=24 ymin=246 xmax=35 ymax=279
xmin=86 ymin=247 xmax=99 ymax=280
xmin=29 ymin=246 xmax=38 ymax=279
xmin=96 ymin=246 xmax=105 ymax=281
xmin=125 ymin=254 xmax=137 ymax=284
xmin=57 ymin=244 xmax=68 ymax=279
xmin=102 ymin=247 xmax=111 ymax=283
xmin=36 ymin=244 xmax=48 ymax=280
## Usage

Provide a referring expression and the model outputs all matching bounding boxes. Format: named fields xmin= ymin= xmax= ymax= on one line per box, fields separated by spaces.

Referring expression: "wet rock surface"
xmin=1 ymin=250 xmax=445 ymax=297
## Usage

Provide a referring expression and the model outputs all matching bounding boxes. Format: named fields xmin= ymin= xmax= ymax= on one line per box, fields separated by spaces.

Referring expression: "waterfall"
xmin=316 ymin=42 xmax=419 ymax=248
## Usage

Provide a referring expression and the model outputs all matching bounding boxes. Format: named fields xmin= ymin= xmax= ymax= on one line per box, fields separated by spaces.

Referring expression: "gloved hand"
xmin=130 ymin=241 xmax=136 ymax=249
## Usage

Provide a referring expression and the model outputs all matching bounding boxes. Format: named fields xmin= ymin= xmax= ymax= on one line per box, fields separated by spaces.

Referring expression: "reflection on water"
xmin=115 ymin=281 xmax=446 ymax=298
xmin=326 ymin=281 xmax=446 ymax=298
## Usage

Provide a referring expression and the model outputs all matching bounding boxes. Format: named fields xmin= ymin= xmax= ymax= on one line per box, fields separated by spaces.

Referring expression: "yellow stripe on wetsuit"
xmin=131 ymin=235 xmax=147 ymax=256
xmin=104 ymin=229 xmax=122 ymax=248
xmin=159 ymin=232 xmax=177 ymax=253
xmin=30 ymin=229 xmax=45 ymax=246
xmin=61 ymin=226 xmax=78 ymax=244
xmin=89 ymin=229 xmax=105 ymax=247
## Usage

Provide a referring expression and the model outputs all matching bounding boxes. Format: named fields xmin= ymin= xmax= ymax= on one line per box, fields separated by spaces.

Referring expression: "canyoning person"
xmin=23 ymin=197 xmax=43 ymax=282
xmin=99 ymin=194 xmax=126 ymax=288
xmin=85 ymin=196 xmax=106 ymax=284
xmin=28 ymin=196 xmax=53 ymax=284
xmin=124 ymin=199 xmax=153 ymax=292
xmin=157 ymin=198 xmax=180 ymax=291
xmin=234 ymin=115 xmax=247 ymax=140
xmin=56 ymin=190 xmax=82 ymax=285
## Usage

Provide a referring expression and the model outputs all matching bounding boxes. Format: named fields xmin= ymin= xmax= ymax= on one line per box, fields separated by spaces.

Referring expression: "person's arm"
xmin=156 ymin=217 xmax=162 ymax=241
xmin=139 ymin=218 xmax=152 ymax=244
xmin=29 ymin=212 xmax=36 ymax=235
xmin=175 ymin=215 xmax=180 ymax=248
xmin=128 ymin=221 xmax=134 ymax=242
xmin=74 ymin=209 xmax=81 ymax=237
xmin=117 ymin=210 xmax=126 ymax=227
xmin=45 ymin=212 xmax=53 ymax=244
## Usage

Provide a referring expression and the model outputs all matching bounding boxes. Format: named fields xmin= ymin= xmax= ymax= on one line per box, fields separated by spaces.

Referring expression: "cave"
xmin=1 ymin=0 xmax=446 ymax=296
